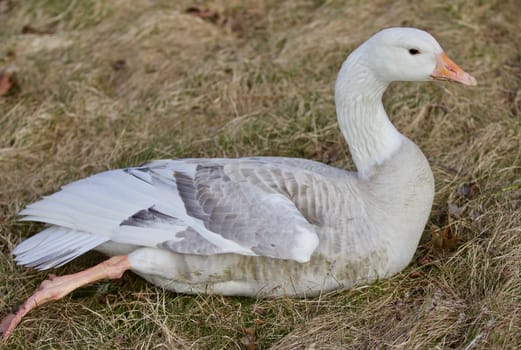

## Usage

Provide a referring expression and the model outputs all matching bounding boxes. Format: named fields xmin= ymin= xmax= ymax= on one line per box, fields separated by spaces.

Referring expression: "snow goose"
xmin=1 ymin=27 xmax=476 ymax=337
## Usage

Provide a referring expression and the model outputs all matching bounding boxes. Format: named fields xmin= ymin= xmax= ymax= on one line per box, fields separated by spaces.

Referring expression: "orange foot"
xmin=1 ymin=255 xmax=130 ymax=338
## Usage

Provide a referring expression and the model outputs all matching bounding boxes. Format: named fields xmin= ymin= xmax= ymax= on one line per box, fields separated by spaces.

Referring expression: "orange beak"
xmin=431 ymin=52 xmax=477 ymax=86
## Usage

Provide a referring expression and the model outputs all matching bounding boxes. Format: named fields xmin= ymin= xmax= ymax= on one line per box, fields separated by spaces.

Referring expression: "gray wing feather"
xmin=158 ymin=160 xmax=325 ymax=262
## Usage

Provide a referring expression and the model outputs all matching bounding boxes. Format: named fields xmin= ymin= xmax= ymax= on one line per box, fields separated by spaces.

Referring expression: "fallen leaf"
xmin=112 ymin=59 xmax=126 ymax=71
xmin=115 ymin=335 xmax=127 ymax=346
xmin=0 ymin=66 xmax=18 ymax=96
xmin=409 ymin=271 xmax=423 ymax=278
xmin=240 ymin=327 xmax=257 ymax=350
xmin=310 ymin=142 xmax=343 ymax=164
xmin=432 ymin=226 xmax=461 ymax=252
xmin=416 ymin=254 xmax=433 ymax=266
xmin=5 ymin=49 xmax=15 ymax=59
xmin=324 ymin=143 xmax=341 ymax=163
xmin=458 ymin=182 xmax=478 ymax=199
xmin=448 ymin=202 xmax=463 ymax=218
xmin=252 ymin=305 xmax=266 ymax=315
xmin=395 ymin=310 xmax=402 ymax=321
xmin=186 ymin=7 xmax=220 ymax=23
xmin=21 ymin=25 xmax=55 ymax=35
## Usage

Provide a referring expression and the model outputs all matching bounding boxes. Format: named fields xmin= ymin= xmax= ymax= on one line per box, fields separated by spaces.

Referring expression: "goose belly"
xmin=96 ymin=244 xmax=388 ymax=297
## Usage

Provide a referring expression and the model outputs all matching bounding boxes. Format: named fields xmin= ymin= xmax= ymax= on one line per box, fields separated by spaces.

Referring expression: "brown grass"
xmin=1 ymin=0 xmax=520 ymax=348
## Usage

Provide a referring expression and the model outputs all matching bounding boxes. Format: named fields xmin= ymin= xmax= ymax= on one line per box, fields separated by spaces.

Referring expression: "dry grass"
xmin=0 ymin=0 xmax=520 ymax=348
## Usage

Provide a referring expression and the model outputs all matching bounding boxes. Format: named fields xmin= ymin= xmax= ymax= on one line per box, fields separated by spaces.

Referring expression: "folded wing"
xmin=15 ymin=158 xmax=329 ymax=269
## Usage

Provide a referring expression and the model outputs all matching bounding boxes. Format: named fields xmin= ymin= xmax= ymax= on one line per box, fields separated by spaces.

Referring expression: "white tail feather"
xmin=13 ymin=226 xmax=107 ymax=270
xmin=14 ymin=167 xmax=191 ymax=270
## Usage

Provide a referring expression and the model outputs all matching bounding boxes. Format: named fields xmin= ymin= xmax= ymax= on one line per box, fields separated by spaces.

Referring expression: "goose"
xmin=1 ymin=27 xmax=476 ymax=338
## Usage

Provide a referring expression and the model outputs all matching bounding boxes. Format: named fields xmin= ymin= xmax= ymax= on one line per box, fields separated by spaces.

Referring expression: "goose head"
xmin=335 ymin=27 xmax=476 ymax=178
xmin=353 ymin=27 xmax=476 ymax=86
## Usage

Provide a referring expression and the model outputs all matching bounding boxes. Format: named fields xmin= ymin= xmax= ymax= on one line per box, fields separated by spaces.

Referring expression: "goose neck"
xmin=335 ymin=60 xmax=404 ymax=178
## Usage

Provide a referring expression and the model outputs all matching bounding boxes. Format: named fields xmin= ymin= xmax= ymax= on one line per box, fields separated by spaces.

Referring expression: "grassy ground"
xmin=0 ymin=0 xmax=520 ymax=348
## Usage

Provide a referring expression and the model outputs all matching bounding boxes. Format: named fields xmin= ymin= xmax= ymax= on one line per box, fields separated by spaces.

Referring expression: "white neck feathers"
xmin=335 ymin=50 xmax=404 ymax=178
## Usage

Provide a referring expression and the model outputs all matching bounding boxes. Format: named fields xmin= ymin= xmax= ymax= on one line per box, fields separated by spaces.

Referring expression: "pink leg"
xmin=1 ymin=255 xmax=131 ymax=339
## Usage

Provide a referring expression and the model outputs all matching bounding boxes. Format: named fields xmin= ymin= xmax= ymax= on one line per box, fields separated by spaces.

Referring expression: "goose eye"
xmin=409 ymin=48 xmax=420 ymax=55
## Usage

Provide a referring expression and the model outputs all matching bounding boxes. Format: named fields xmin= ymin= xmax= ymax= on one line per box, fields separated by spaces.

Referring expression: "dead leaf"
xmin=409 ymin=271 xmax=423 ymax=278
xmin=244 ymin=327 xmax=255 ymax=336
xmin=458 ymin=182 xmax=478 ymax=199
xmin=252 ymin=305 xmax=266 ymax=315
xmin=21 ymin=25 xmax=55 ymax=35
xmin=395 ymin=310 xmax=402 ymax=321
xmin=310 ymin=142 xmax=344 ymax=164
xmin=5 ymin=49 xmax=15 ymax=59
xmin=0 ymin=66 xmax=18 ymax=96
xmin=186 ymin=7 xmax=220 ymax=23
xmin=448 ymin=202 xmax=463 ymax=218
xmin=432 ymin=226 xmax=461 ymax=252
xmin=112 ymin=59 xmax=127 ymax=71
xmin=324 ymin=143 xmax=341 ymax=163
xmin=416 ymin=254 xmax=433 ymax=266
xmin=115 ymin=335 xmax=127 ymax=346
xmin=240 ymin=327 xmax=257 ymax=350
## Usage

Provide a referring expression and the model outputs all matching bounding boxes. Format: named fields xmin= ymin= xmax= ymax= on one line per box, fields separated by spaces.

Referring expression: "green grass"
xmin=1 ymin=0 xmax=520 ymax=348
